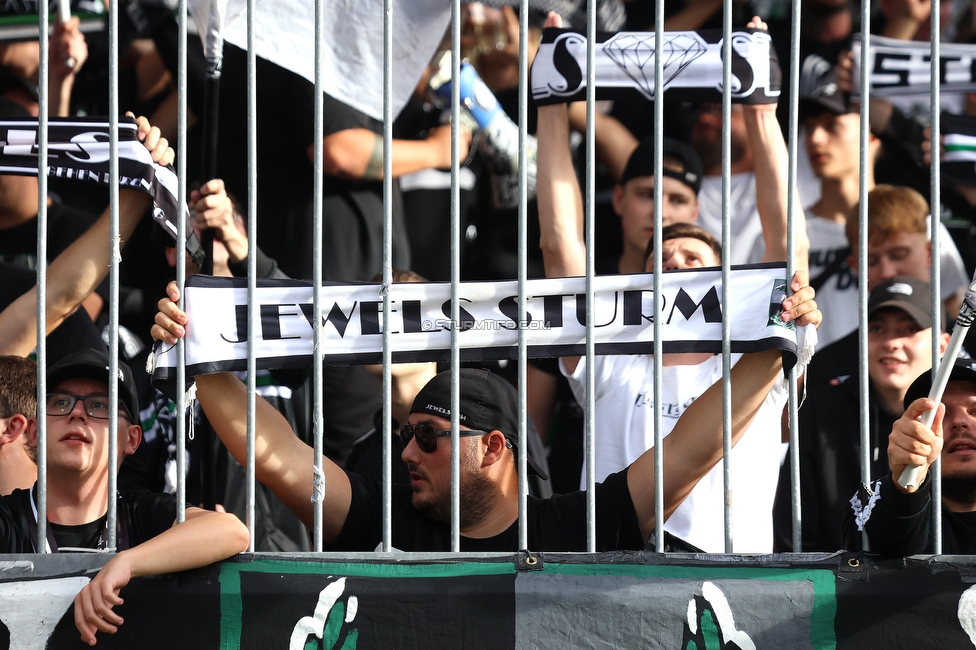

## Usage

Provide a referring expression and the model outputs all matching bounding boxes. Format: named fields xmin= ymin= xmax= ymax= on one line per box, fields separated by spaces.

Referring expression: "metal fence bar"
xmin=105 ymin=0 xmax=122 ymax=546
xmin=35 ymin=0 xmax=49 ymax=553
xmin=449 ymin=0 xmax=462 ymax=552
xmin=244 ymin=0 xmax=258 ymax=550
xmin=312 ymin=0 xmax=326 ymax=553
xmin=516 ymin=0 xmax=530 ymax=550
xmin=651 ymin=0 xmax=666 ymax=554
xmin=857 ymin=0 xmax=872 ymax=553
xmin=380 ymin=0 xmax=394 ymax=552
xmin=929 ymin=2 xmax=943 ymax=555
xmin=787 ymin=0 xmax=804 ymax=552
xmin=583 ymin=0 xmax=599 ymax=553
xmin=719 ymin=0 xmax=734 ymax=555
xmin=174 ymin=0 xmax=188 ymax=528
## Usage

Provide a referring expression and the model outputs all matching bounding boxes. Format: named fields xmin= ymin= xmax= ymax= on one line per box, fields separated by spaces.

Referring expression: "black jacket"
xmin=845 ymin=474 xmax=976 ymax=555
xmin=773 ymin=375 xmax=896 ymax=552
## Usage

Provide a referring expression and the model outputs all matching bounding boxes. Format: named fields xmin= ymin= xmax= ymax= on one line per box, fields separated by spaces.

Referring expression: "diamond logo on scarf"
xmin=603 ymin=32 xmax=707 ymax=100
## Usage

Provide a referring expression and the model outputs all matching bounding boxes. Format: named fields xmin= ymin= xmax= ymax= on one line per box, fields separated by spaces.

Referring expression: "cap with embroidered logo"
xmin=411 ymin=368 xmax=548 ymax=479
xmin=868 ymin=277 xmax=933 ymax=330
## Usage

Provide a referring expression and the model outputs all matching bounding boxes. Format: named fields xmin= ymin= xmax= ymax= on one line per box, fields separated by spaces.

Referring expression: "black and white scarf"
xmin=150 ymin=265 xmax=815 ymax=388
xmin=853 ymin=34 xmax=976 ymax=98
xmin=942 ymin=111 xmax=976 ymax=186
xmin=531 ymin=27 xmax=781 ymax=105
xmin=0 ymin=116 xmax=202 ymax=264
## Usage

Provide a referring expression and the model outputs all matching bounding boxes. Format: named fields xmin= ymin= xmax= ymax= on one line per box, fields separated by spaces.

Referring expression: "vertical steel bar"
xmin=312 ymin=0 xmax=326 ymax=552
xmin=516 ymin=0 xmax=529 ymax=550
xmin=35 ymin=0 xmax=49 ymax=551
xmin=174 ymin=0 xmax=188 ymax=527
xmin=245 ymin=0 xmax=257 ymax=550
xmin=651 ymin=0 xmax=666 ymax=553
xmin=787 ymin=0 xmax=804 ymax=551
xmin=719 ymin=0 xmax=734 ymax=555
xmin=106 ymin=0 xmax=122 ymax=545
xmin=381 ymin=0 xmax=395 ymax=551
xmin=584 ymin=0 xmax=598 ymax=553
xmin=450 ymin=0 xmax=462 ymax=552
xmin=857 ymin=0 xmax=872 ymax=552
xmin=929 ymin=0 xmax=943 ymax=555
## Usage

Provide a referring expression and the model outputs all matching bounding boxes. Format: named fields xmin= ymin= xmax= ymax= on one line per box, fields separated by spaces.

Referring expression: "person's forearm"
xmin=49 ymin=75 xmax=73 ymax=117
xmin=745 ymin=104 xmax=809 ymax=270
xmin=195 ymin=372 xmax=352 ymax=541
xmin=45 ymin=190 xmax=150 ymax=320
xmin=0 ymin=189 xmax=149 ymax=356
xmin=318 ymin=128 xmax=452 ymax=180
xmin=567 ymin=102 xmax=638 ymax=183
xmin=115 ymin=510 xmax=249 ymax=578
xmin=537 ymin=103 xmax=587 ymax=278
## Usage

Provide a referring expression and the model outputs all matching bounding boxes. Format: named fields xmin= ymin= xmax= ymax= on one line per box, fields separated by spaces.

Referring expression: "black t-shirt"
xmin=216 ymin=44 xmax=409 ymax=282
xmin=333 ymin=468 xmax=643 ymax=552
xmin=0 ymin=484 xmax=178 ymax=553
xmin=0 ymin=200 xmax=99 ymax=268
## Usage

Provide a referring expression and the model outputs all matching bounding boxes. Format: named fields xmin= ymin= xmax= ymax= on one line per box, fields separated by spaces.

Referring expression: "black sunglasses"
xmin=398 ymin=423 xmax=489 ymax=453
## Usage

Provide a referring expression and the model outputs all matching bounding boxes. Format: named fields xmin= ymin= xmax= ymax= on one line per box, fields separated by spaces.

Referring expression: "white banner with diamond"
xmin=531 ymin=27 xmax=781 ymax=105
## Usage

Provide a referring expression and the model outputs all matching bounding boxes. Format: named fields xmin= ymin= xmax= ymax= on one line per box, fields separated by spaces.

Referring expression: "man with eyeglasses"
xmin=0 ymin=347 xmax=249 ymax=646
xmin=152 ymin=278 xmax=821 ymax=552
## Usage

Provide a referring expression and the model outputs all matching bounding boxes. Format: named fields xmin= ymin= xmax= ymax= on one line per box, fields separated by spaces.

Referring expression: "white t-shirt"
xmin=805 ymin=211 xmax=858 ymax=349
xmin=805 ymin=210 xmax=970 ymax=349
xmin=561 ymin=353 xmax=788 ymax=553
xmin=696 ymin=172 xmax=763 ymax=266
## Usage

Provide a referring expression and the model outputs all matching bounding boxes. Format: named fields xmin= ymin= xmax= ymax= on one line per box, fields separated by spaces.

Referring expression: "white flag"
xmin=187 ymin=0 xmax=450 ymax=121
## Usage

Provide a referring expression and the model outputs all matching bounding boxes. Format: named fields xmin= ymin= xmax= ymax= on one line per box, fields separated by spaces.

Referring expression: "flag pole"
xmin=898 ymin=272 xmax=976 ymax=489
xmin=198 ymin=1 xmax=224 ymax=277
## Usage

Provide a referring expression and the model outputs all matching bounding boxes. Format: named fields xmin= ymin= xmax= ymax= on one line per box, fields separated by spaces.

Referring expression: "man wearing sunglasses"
xmin=153 ymin=276 xmax=820 ymax=552
xmin=0 ymin=347 xmax=249 ymax=645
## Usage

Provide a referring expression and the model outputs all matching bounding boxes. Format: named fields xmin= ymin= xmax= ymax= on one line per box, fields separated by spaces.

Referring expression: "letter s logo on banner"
xmin=532 ymin=32 xmax=587 ymax=99
xmin=60 ymin=132 xmax=112 ymax=164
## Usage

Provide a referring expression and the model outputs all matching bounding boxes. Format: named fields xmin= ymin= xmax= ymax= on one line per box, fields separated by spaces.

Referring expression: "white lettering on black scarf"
xmin=853 ymin=34 xmax=976 ymax=98
xmin=531 ymin=27 xmax=781 ymax=105
xmin=0 ymin=116 xmax=203 ymax=265
xmin=150 ymin=265 xmax=810 ymax=397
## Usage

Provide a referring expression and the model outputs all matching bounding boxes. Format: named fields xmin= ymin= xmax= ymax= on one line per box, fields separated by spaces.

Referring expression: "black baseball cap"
xmin=798 ymin=56 xmax=850 ymax=117
xmin=411 ymin=368 xmax=549 ymax=479
xmin=904 ymin=358 xmax=976 ymax=409
xmin=620 ymin=136 xmax=703 ymax=195
xmin=47 ymin=348 xmax=140 ymax=420
xmin=868 ymin=277 xmax=933 ymax=330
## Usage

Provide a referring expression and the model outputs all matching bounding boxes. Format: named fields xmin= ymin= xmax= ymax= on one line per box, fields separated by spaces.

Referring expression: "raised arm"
xmin=745 ymin=17 xmax=809 ymax=271
xmin=151 ymin=282 xmax=353 ymax=541
xmin=628 ymin=272 xmax=820 ymax=540
xmin=310 ymin=125 xmax=471 ymax=180
xmin=0 ymin=115 xmax=173 ymax=356
xmin=74 ymin=507 xmax=249 ymax=645
xmin=537 ymin=101 xmax=586 ymax=280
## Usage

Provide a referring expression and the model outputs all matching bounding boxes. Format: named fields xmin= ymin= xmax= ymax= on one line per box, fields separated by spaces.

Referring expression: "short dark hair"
xmin=643 ymin=223 xmax=723 ymax=265
xmin=0 ymin=356 xmax=36 ymax=419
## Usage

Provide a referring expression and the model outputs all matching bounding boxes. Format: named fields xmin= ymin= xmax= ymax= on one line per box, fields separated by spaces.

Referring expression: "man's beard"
xmin=942 ymin=468 xmax=976 ymax=506
xmin=415 ymin=453 xmax=497 ymax=530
